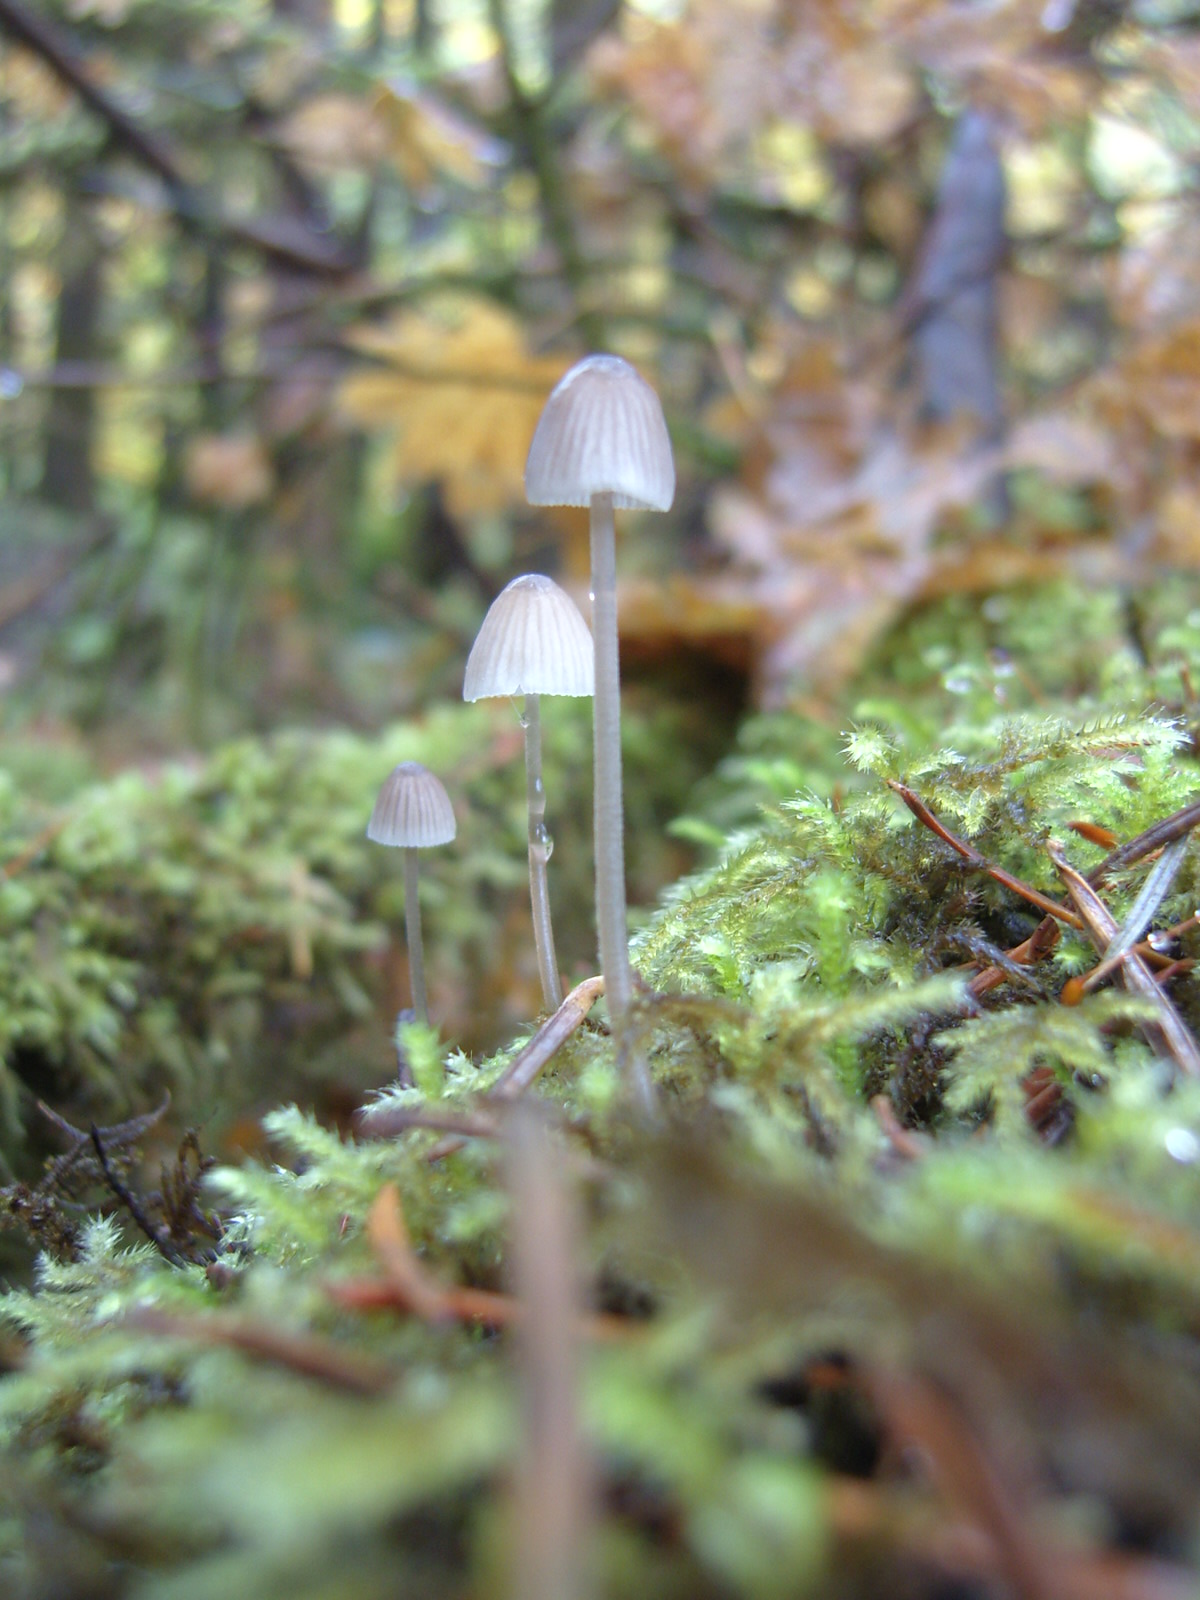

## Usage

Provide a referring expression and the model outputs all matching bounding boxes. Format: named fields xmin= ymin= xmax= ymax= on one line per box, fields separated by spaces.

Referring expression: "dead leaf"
xmin=338 ymin=299 xmax=569 ymax=517
xmin=274 ymin=94 xmax=387 ymax=177
xmin=375 ymin=82 xmax=508 ymax=194
xmin=184 ymin=433 xmax=274 ymax=510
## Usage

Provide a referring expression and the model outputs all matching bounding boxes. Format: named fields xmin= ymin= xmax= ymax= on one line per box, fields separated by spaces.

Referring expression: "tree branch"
xmin=0 ymin=0 xmax=352 ymax=278
xmin=486 ymin=0 xmax=604 ymax=349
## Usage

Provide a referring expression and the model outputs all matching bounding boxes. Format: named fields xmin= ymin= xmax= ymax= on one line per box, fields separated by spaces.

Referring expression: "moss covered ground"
xmin=2 ymin=575 xmax=1200 ymax=1598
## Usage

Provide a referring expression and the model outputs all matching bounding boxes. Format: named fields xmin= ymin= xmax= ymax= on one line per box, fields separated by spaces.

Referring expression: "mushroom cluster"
xmin=526 ymin=355 xmax=674 ymax=1110
xmin=366 ymin=354 xmax=674 ymax=1112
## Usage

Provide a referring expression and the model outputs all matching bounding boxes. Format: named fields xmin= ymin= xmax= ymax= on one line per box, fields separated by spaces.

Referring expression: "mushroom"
xmin=525 ymin=355 xmax=674 ymax=1110
xmin=463 ymin=574 xmax=594 ymax=1015
xmin=367 ymin=761 xmax=456 ymax=1026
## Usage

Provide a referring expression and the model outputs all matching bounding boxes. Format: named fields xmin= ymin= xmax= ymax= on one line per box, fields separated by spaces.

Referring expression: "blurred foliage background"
xmin=8 ymin=0 xmax=1200 ymax=726
xmin=5 ymin=0 xmax=1200 ymax=1077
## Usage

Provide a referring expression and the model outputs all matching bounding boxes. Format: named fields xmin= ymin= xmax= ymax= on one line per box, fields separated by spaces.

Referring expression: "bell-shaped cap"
xmin=367 ymin=761 xmax=456 ymax=847
xmin=525 ymin=354 xmax=675 ymax=512
xmin=463 ymin=574 xmax=594 ymax=701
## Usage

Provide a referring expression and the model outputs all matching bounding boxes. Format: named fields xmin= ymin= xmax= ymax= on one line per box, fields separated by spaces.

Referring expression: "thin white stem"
xmin=589 ymin=493 xmax=654 ymax=1113
xmin=403 ymin=846 xmax=428 ymax=1025
xmin=524 ymin=693 xmax=562 ymax=1014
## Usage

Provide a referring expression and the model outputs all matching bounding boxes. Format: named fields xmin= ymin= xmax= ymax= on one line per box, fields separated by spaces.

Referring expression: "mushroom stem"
xmin=589 ymin=492 xmax=654 ymax=1112
xmin=523 ymin=692 xmax=562 ymax=1014
xmin=403 ymin=845 xmax=429 ymax=1026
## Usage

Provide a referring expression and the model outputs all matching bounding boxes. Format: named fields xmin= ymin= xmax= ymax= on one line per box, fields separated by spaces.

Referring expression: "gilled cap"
xmin=463 ymin=574 xmax=594 ymax=701
xmin=367 ymin=761 xmax=456 ymax=847
xmin=525 ymin=354 xmax=675 ymax=512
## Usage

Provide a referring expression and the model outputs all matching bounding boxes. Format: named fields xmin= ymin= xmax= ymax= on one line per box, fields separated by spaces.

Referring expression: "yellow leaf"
xmin=338 ymin=299 xmax=570 ymax=517
xmin=275 ymin=93 xmax=387 ymax=177
xmin=375 ymin=84 xmax=506 ymax=194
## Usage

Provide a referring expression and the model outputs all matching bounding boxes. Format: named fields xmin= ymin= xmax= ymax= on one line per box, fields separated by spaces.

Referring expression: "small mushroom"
xmin=525 ymin=355 xmax=674 ymax=1111
xmin=464 ymin=574 xmax=593 ymax=1015
xmin=367 ymin=761 xmax=456 ymax=1026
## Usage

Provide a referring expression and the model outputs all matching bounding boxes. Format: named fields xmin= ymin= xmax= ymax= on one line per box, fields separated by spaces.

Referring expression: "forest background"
xmin=7 ymin=0 xmax=1200 ymax=1055
xmin=4 ymin=0 xmax=1200 ymax=1597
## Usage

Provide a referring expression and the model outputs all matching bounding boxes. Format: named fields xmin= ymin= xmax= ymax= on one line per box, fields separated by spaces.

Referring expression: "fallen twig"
xmin=1088 ymin=796 xmax=1200 ymax=885
xmin=887 ymin=782 xmax=1082 ymax=927
xmin=1076 ymin=835 xmax=1191 ymax=995
xmin=326 ymin=1182 xmax=519 ymax=1328
xmin=1048 ymin=843 xmax=1200 ymax=1077
xmin=870 ymin=1095 xmax=928 ymax=1161
xmin=34 ymin=1097 xmax=170 ymax=1205
xmin=492 ymin=975 xmax=606 ymax=1097
xmin=361 ymin=976 xmax=605 ymax=1163
xmin=357 ymin=977 xmax=605 ymax=1157
xmin=90 ymin=1125 xmax=189 ymax=1267
xmin=356 ymin=1102 xmax=503 ymax=1141
xmin=125 ymin=1307 xmax=393 ymax=1395
xmin=327 ymin=1181 xmax=630 ymax=1340
xmin=867 ymin=1366 xmax=1053 ymax=1600
xmin=826 ymin=1478 xmax=1196 ymax=1600
xmin=966 ymin=915 xmax=1060 ymax=999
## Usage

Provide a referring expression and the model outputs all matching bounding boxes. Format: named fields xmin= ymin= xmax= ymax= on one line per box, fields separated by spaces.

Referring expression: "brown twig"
xmin=328 ymin=1182 xmax=630 ymax=1340
xmin=826 ymin=1478 xmax=1197 ymax=1600
xmin=1048 ymin=843 xmax=1200 ymax=1077
xmin=887 ymin=781 xmax=1082 ymax=927
xmin=89 ymin=1125 xmax=188 ymax=1267
xmin=359 ymin=976 xmax=605 ymax=1161
xmin=870 ymin=1095 xmax=928 ymax=1161
xmin=0 ymin=0 xmax=350 ymax=277
xmin=966 ymin=915 xmax=1060 ymax=999
xmin=125 ymin=1307 xmax=393 ymax=1395
xmin=1087 ymin=797 xmax=1200 ymax=885
xmin=1151 ymin=957 xmax=1194 ymax=986
xmin=356 ymin=1103 xmax=503 ymax=1141
xmin=493 ymin=976 xmax=606 ymax=1096
xmin=362 ymin=1181 xmax=454 ymax=1322
xmin=0 ymin=817 xmax=69 ymax=879
xmin=868 ymin=1367 xmax=1053 ymax=1600
xmin=33 ymin=1097 xmax=170 ymax=1205
xmin=330 ymin=1181 xmax=521 ymax=1327
xmin=1075 ymin=835 xmax=1191 ymax=995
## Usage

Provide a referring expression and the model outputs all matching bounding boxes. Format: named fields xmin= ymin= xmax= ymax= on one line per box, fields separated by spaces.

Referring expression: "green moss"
xmin=0 ymin=688 xmax=717 ymax=1166
xmin=3 ymin=577 xmax=1200 ymax=1596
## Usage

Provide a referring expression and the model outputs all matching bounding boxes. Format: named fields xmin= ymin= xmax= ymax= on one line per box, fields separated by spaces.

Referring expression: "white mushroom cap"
xmin=525 ymin=354 xmax=675 ymax=511
xmin=463 ymin=574 xmax=594 ymax=701
xmin=367 ymin=761 xmax=456 ymax=847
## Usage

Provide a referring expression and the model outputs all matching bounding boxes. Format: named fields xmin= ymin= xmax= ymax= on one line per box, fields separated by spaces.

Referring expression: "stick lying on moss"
xmin=357 ymin=976 xmax=605 ymax=1159
xmin=1049 ymin=842 xmax=1200 ymax=1078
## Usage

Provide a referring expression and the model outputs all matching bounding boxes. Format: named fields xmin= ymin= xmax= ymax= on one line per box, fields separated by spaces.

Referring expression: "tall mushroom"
xmin=367 ymin=761 xmax=456 ymax=1027
xmin=463 ymin=574 xmax=594 ymax=1015
xmin=525 ymin=355 xmax=674 ymax=1111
